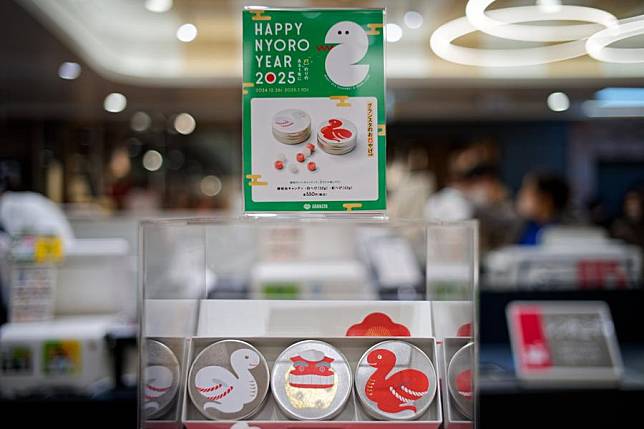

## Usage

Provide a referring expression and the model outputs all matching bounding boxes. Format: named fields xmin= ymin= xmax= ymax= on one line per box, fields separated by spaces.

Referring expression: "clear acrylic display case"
xmin=139 ymin=218 xmax=478 ymax=429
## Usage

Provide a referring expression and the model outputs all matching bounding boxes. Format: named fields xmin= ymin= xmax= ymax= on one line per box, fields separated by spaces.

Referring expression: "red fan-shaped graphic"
xmin=346 ymin=313 xmax=411 ymax=337
xmin=456 ymin=322 xmax=472 ymax=337
xmin=321 ymin=119 xmax=353 ymax=142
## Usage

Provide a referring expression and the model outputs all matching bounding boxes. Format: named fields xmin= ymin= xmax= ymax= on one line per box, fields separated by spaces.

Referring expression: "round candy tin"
xmin=272 ymin=109 xmax=312 ymax=145
xmin=355 ymin=340 xmax=437 ymax=421
xmin=272 ymin=340 xmax=352 ymax=420
xmin=188 ymin=340 xmax=270 ymax=421
xmin=144 ymin=339 xmax=181 ymax=419
xmin=316 ymin=118 xmax=357 ymax=155
xmin=447 ymin=342 xmax=474 ymax=420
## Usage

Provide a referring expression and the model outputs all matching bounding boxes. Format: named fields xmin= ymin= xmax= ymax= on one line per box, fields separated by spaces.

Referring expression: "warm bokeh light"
xmin=103 ymin=93 xmax=127 ymax=113
xmin=174 ymin=113 xmax=196 ymax=135
xmin=142 ymin=150 xmax=163 ymax=171
xmin=131 ymin=111 xmax=152 ymax=132
xmin=199 ymin=175 xmax=222 ymax=197
xmin=177 ymin=23 xmax=198 ymax=42
xmin=386 ymin=23 xmax=403 ymax=43
xmin=547 ymin=92 xmax=570 ymax=112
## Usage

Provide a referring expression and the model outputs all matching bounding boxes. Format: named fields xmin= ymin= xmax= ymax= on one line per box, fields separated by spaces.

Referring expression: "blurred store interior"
xmin=1 ymin=0 xmax=644 ymax=427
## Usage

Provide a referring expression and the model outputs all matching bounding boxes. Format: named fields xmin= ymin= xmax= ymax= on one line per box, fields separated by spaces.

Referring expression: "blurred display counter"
xmin=0 ymin=315 xmax=137 ymax=397
xmin=479 ymin=289 xmax=644 ymax=428
xmin=484 ymin=226 xmax=642 ymax=290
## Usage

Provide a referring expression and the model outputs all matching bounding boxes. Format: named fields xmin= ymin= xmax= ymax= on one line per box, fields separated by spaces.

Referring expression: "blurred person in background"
xmin=516 ymin=172 xmax=571 ymax=246
xmin=424 ymin=146 xmax=478 ymax=221
xmin=464 ymin=164 xmax=520 ymax=251
xmin=425 ymin=145 xmax=519 ymax=251
xmin=388 ymin=146 xmax=435 ymax=219
xmin=611 ymin=186 xmax=644 ymax=249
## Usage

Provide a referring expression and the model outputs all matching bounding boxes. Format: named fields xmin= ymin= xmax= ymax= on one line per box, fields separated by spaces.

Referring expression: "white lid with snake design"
xmin=188 ymin=339 xmax=269 ymax=420
xmin=272 ymin=109 xmax=312 ymax=145
xmin=144 ymin=339 xmax=181 ymax=419
xmin=355 ymin=340 xmax=437 ymax=421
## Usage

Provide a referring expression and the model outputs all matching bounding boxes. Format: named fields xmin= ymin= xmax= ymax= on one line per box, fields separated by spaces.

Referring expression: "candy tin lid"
xmin=188 ymin=340 xmax=270 ymax=421
xmin=447 ymin=342 xmax=474 ymax=420
xmin=355 ymin=340 xmax=437 ymax=421
xmin=144 ymin=339 xmax=181 ymax=419
xmin=272 ymin=340 xmax=352 ymax=421
xmin=272 ymin=109 xmax=311 ymax=145
xmin=316 ymin=118 xmax=357 ymax=155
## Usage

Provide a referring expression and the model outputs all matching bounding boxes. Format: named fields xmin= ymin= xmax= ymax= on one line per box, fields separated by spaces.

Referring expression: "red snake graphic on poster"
xmin=320 ymin=119 xmax=353 ymax=142
xmin=365 ymin=349 xmax=429 ymax=413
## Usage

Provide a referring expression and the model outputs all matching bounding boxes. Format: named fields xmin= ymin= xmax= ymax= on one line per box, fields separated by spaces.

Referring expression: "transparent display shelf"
xmin=139 ymin=218 xmax=478 ymax=429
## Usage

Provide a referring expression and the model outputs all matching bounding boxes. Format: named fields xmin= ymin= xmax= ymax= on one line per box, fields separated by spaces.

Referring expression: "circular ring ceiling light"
xmin=430 ymin=6 xmax=614 ymax=67
xmin=586 ymin=15 xmax=644 ymax=64
xmin=465 ymin=0 xmax=617 ymax=42
xmin=429 ymin=0 xmax=644 ymax=66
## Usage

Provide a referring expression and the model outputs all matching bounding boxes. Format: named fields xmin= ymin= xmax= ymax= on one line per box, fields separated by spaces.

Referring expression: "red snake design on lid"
xmin=320 ymin=119 xmax=353 ymax=142
xmin=365 ymin=349 xmax=429 ymax=413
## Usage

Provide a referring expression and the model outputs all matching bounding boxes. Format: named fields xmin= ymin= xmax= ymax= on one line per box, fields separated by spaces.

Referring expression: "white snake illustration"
xmin=144 ymin=365 xmax=173 ymax=412
xmin=195 ymin=349 xmax=260 ymax=413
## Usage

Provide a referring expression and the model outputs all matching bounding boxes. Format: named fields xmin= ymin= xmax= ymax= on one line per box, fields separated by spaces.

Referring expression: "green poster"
xmin=242 ymin=8 xmax=386 ymax=213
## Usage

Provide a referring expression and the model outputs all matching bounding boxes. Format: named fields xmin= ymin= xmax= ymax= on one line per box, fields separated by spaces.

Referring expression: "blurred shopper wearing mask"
xmin=464 ymin=164 xmax=520 ymax=251
xmin=425 ymin=159 xmax=519 ymax=252
xmin=516 ymin=172 xmax=570 ymax=246
xmin=611 ymin=187 xmax=644 ymax=250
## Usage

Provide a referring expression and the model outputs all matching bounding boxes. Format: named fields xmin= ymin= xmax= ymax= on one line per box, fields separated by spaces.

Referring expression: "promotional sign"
xmin=242 ymin=8 xmax=386 ymax=213
xmin=507 ymin=301 xmax=623 ymax=385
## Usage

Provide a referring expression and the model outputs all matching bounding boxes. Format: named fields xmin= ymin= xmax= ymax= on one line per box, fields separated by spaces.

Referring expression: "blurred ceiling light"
xmin=547 ymin=92 xmax=570 ymax=112
xmin=465 ymin=0 xmax=616 ymax=42
xmin=131 ymin=111 xmax=151 ymax=132
xmin=587 ymin=15 xmax=644 ymax=64
xmin=145 ymin=0 xmax=172 ymax=13
xmin=104 ymin=92 xmax=127 ymax=113
xmin=177 ymin=23 xmax=198 ymax=43
xmin=143 ymin=150 xmax=163 ymax=172
xmin=174 ymin=113 xmax=196 ymax=135
xmin=431 ymin=1 xmax=616 ymax=67
xmin=200 ymin=175 xmax=222 ymax=197
xmin=58 ymin=62 xmax=81 ymax=80
xmin=404 ymin=11 xmax=424 ymax=29
xmin=386 ymin=23 xmax=403 ymax=43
